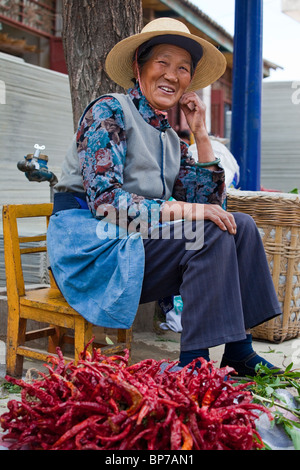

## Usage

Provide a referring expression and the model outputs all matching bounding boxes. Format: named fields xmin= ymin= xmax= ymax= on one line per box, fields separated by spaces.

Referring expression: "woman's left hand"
xmin=179 ymin=92 xmax=208 ymax=136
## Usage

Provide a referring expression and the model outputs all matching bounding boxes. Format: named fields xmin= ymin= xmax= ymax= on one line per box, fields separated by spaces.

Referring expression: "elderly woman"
xmin=48 ymin=18 xmax=282 ymax=376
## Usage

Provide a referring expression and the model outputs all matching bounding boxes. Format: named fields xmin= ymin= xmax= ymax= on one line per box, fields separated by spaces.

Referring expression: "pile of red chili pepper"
xmin=0 ymin=343 xmax=272 ymax=450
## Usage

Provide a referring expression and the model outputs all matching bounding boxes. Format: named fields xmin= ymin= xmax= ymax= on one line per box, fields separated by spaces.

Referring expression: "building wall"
xmin=0 ymin=52 xmax=74 ymax=287
xmin=261 ymin=80 xmax=300 ymax=192
xmin=0 ymin=53 xmax=73 ymax=217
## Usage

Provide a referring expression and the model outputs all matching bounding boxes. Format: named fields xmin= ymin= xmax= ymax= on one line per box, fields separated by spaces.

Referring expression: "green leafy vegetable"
xmin=243 ymin=363 xmax=300 ymax=450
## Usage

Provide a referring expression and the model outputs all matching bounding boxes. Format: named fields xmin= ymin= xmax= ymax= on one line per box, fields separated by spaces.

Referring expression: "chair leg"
xmin=6 ymin=315 xmax=26 ymax=377
xmin=48 ymin=326 xmax=67 ymax=355
xmin=117 ymin=328 xmax=132 ymax=361
xmin=117 ymin=327 xmax=132 ymax=346
xmin=74 ymin=317 xmax=93 ymax=363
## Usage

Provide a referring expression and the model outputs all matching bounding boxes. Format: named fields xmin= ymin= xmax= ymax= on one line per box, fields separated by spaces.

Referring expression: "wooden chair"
xmin=2 ymin=203 xmax=132 ymax=377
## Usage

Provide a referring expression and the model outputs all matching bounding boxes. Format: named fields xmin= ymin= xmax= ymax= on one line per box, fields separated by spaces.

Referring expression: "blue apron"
xmin=47 ymin=206 xmax=145 ymax=329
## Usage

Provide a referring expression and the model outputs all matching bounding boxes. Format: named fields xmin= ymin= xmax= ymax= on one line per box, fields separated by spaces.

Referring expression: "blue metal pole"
xmin=230 ymin=0 xmax=263 ymax=190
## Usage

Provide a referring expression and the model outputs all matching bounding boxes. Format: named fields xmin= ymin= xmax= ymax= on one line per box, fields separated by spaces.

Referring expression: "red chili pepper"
xmin=97 ymin=423 xmax=132 ymax=443
xmin=109 ymin=374 xmax=144 ymax=417
xmin=136 ymin=403 xmax=150 ymax=425
xmin=201 ymin=388 xmax=215 ymax=407
xmin=180 ymin=422 xmax=193 ymax=450
xmin=52 ymin=415 xmax=100 ymax=449
xmin=0 ymin=346 xmax=272 ymax=450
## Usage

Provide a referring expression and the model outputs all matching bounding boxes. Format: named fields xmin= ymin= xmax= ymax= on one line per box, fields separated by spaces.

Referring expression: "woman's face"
xmin=137 ymin=44 xmax=193 ymax=111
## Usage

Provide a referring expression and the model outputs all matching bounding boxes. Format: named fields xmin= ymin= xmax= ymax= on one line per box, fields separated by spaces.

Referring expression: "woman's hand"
xmin=179 ymin=92 xmax=216 ymax=166
xmin=203 ymin=205 xmax=237 ymax=234
xmin=162 ymin=201 xmax=237 ymax=235
xmin=179 ymin=92 xmax=207 ymax=136
xmin=185 ymin=202 xmax=237 ymax=234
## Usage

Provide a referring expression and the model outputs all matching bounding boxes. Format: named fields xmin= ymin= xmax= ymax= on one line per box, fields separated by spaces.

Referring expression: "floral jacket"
xmin=76 ymin=83 xmax=226 ymax=229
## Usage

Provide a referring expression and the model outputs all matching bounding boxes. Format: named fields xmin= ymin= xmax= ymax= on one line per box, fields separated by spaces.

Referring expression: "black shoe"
xmin=220 ymin=351 xmax=281 ymax=378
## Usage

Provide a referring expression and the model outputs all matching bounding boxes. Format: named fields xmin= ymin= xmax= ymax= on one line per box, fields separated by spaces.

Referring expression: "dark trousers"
xmin=140 ymin=212 xmax=281 ymax=351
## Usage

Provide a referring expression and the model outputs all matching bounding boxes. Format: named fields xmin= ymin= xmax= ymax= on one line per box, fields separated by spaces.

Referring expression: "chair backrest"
xmin=2 ymin=204 xmax=53 ymax=301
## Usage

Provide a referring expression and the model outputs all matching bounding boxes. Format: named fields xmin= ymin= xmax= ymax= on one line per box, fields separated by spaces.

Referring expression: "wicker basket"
xmin=227 ymin=189 xmax=300 ymax=343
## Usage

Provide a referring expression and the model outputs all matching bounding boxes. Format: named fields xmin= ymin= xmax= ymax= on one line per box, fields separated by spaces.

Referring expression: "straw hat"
xmin=105 ymin=18 xmax=227 ymax=91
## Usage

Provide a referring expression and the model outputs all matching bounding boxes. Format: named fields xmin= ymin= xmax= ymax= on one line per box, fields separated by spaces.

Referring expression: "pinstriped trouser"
xmin=140 ymin=212 xmax=282 ymax=351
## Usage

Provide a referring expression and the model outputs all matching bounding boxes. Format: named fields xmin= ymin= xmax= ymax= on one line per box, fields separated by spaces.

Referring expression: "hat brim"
xmin=105 ymin=30 xmax=227 ymax=92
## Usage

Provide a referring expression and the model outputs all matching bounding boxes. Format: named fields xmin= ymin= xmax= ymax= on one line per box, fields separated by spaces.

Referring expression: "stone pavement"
xmin=1 ymin=329 xmax=299 ymax=383
xmin=130 ymin=329 xmax=300 ymax=369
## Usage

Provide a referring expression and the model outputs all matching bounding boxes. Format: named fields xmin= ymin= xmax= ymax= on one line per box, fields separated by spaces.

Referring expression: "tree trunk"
xmin=62 ymin=0 xmax=143 ymax=129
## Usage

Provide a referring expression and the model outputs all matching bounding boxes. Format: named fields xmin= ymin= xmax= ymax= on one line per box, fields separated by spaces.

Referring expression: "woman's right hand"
xmin=161 ymin=201 xmax=237 ymax=235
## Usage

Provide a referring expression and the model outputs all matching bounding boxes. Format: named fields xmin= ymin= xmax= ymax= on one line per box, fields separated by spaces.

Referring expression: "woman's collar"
xmin=128 ymin=83 xmax=170 ymax=131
